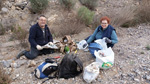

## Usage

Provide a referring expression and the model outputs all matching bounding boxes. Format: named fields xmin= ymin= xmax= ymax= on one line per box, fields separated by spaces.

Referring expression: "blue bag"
xmin=88 ymin=43 xmax=103 ymax=58
xmin=34 ymin=58 xmax=58 ymax=79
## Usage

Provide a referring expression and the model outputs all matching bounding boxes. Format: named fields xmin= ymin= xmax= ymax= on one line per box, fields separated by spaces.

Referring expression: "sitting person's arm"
xmin=86 ymin=27 xmax=99 ymax=44
xmin=111 ymin=30 xmax=118 ymax=44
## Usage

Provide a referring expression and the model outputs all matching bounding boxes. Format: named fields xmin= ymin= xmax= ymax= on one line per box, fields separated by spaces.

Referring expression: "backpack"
xmin=56 ymin=53 xmax=83 ymax=79
xmin=34 ymin=58 xmax=58 ymax=79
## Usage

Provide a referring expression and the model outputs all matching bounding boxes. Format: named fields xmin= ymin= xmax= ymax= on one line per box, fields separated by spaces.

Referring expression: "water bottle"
xmin=65 ymin=45 xmax=70 ymax=53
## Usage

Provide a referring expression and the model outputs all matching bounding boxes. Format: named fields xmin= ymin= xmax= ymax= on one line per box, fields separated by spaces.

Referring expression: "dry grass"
xmin=0 ymin=65 xmax=11 ymax=84
xmin=110 ymin=6 xmax=136 ymax=28
xmin=10 ymin=26 xmax=29 ymax=48
xmin=91 ymin=6 xmax=136 ymax=29
xmin=0 ymin=0 xmax=5 ymax=9
xmin=79 ymin=0 xmax=98 ymax=10
xmin=51 ymin=17 xmax=85 ymax=37
xmin=136 ymin=0 xmax=150 ymax=23
xmin=59 ymin=0 xmax=76 ymax=11
xmin=0 ymin=23 xmax=5 ymax=35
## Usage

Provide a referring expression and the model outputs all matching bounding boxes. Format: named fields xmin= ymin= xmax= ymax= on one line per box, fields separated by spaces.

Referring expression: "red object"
xmin=54 ymin=56 xmax=60 ymax=59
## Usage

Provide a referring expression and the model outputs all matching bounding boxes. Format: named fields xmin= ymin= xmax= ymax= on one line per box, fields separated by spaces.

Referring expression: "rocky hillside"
xmin=1 ymin=0 xmax=150 ymax=84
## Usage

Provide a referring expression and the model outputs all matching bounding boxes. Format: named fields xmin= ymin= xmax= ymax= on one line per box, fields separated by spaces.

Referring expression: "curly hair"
xmin=100 ymin=16 xmax=110 ymax=24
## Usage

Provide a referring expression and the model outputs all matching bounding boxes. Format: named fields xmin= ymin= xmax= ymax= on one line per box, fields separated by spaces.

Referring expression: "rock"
xmin=1 ymin=59 xmax=13 ymax=68
xmin=27 ymin=60 xmax=36 ymax=67
xmin=16 ymin=59 xmax=27 ymax=67
xmin=146 ymin=75 xmax=150 ymax=80
xmin=10 ymin=61 xmax=17 ymax=68
xmin=1 ymin=7 xmax=9 ymax=14
xmin=15 ymin=1 xmax=27 ymax=10
xmin=134 ymin=78 xmax=140 ymax=82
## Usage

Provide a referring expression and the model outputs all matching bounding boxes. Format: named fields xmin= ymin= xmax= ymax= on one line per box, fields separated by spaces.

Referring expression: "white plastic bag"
xmin=83 ymin=62 xmax=100 ymax=83
xmin=94 ymin=47 xmax=114 ymax=69
xmin=77 ymin=40 xmax=88 ymax=49
xmin=94 ymin=38 xmax=107 ymax=50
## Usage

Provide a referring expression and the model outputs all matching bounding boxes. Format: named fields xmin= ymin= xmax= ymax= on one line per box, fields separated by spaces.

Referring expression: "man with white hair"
xmin=17 ymin=15 xmax=54 ymax=59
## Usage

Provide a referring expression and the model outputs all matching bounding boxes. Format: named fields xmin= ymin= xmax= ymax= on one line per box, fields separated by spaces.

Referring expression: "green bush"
xmin=59 ymin=0 xmax=75 ymax=10
xmin=79 ymin=0 xmax=98 ymax=10
xmin=0 ymin=23 xmax=5 ymax=35
xmin=29 ymin=0 xmax=48 ymax=13
xmin=146 ymin=45 xmax=150 ymax=50
xmin=77 ymin=6 xmax=94 ymax=26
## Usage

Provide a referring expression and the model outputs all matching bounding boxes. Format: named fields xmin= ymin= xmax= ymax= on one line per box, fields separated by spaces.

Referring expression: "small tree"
xmin=77 ymin=6 xmax=94 ymax=26
xmin=29 ymin=0 xmax=48 ymax=13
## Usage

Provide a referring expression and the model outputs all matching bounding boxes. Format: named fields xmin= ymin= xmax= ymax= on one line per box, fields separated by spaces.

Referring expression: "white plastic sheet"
xmin=94 ymin=38 xmax=107 ymax=50
xmin=83 ymin=62 xmax=100 ymax=83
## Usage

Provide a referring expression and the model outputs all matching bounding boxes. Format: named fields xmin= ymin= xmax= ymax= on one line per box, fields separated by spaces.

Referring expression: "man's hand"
xmin=36 ymin=45 xmax=43 ymax=50
xmin=48 ymin=42 xmax=54 ymax=45
xmin=104 ymin=37 xmax=112 ymax=43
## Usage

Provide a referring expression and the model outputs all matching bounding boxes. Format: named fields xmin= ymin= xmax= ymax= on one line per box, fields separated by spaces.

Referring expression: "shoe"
xmin=16 ymin=50 xmax=27 ymax=59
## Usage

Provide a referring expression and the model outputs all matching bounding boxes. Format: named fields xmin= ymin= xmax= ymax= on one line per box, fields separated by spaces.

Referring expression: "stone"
xmin=1 ymin=7 xmax=9 ymax=13
xmin=10 ymin=61 xmax=17 ymax=68
xmin=27 ymin=60 xmax=36 ymax=67
xmin=2 ymin=59 xmax=13 ymax=68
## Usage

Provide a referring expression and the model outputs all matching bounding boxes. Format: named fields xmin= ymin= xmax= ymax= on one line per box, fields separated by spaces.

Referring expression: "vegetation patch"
xmin=77 ymin=6 xmax=94 ymax=26
xmin=29 ymin=0 xmax=49 ymax=13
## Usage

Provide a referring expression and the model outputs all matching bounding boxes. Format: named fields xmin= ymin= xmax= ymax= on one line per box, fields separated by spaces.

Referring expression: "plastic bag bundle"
xmin=83 ymin=62 xmax=100 ymax=83
xmin=77 ymin=40 xmax=88 ymax=50
xmin=94 ymin=38 xmax=107 ymax=50
xmin=94 ymin=47 xmax=114 ymax=69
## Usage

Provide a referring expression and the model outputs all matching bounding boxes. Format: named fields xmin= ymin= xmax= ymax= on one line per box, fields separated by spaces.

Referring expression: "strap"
xmin=74 ymin=54 xmax=83 ymax=73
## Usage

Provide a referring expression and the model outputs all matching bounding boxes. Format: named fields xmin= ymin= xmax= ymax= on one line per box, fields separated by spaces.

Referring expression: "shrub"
xmin=0 ymin=23 xmax=5 ymax=35
xmin=146 ymin=45 xmax=150 ymax=50
xmin=59 ymin=0 xmax=75 ymax=10
xmin=77 ymin=6 xmax=94 ymax=26
xmin=0 ymin=65 xmax=11 ymax=84
xmin=110 ymin=6 xmax=136 ymax=28
xmin=29 ymin=0 xmax=48 ymax=13
xmin=51 ymin=18 xmax=85 ymax=37
xmin=79 ymin=0 xmax=98 ymax=10
xmin=121 ymin=0 xmax=150 ymax=27
xmin=136 ymin=0 xmax=150 ymax=23
xmin=11 ymin=26 xmax=28 ymax=48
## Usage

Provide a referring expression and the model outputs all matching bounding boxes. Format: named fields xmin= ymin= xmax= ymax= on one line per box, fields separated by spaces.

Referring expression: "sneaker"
xmin=16 ymin=50 xmax=27 ymax=59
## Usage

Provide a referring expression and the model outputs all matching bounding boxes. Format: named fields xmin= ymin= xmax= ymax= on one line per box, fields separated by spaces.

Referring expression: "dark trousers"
xmin=85 ymin=36 xmax=114 ymax=48
xmin=24 ymin=47 xmax=54 ymax=59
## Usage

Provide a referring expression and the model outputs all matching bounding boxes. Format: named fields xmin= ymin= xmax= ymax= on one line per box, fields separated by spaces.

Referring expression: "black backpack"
xmin=41 ymin=53 xmax=83 ymax=84
xmin=56 ymin=53 xmax=83 ymax=79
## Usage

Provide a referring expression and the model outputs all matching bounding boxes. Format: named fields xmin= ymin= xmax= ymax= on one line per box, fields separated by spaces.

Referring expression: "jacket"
xmin=87 ymin=25 xmax=118 ymax=45
xmin=29 ymin=23 xmax=53 ymax=48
